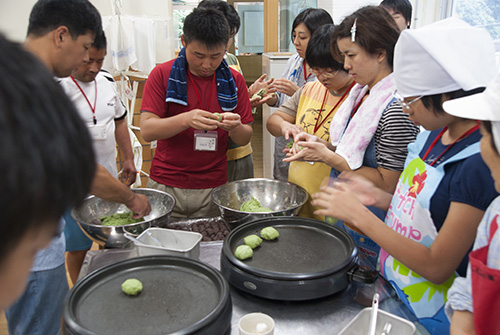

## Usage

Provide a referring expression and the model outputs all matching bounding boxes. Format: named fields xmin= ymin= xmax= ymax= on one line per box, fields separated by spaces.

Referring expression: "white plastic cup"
xmin=238 ymin=312 xmax=275 ymax=335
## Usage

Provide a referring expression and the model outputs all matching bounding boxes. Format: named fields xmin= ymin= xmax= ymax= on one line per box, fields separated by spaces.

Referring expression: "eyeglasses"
xmin=393 ymin=90 xmax=423 ymax=110
xmin=310 ymin=69 xmax=339 ymax=79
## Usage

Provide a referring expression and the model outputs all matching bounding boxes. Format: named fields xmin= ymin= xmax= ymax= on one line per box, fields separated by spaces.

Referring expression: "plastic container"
xmin=130 ymin=227 xmax=202 ymax=259
xmin=339 ymin=307 xmax=416 ymax=335
xmin=238 ymin=312 xmax=275 ymax=335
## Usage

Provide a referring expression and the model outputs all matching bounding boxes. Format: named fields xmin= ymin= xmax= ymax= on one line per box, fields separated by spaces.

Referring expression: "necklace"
xmin=422 ymin=123 xmax=480 ymax=166
xmin=314 ymin=81 xmax=355 ymax=134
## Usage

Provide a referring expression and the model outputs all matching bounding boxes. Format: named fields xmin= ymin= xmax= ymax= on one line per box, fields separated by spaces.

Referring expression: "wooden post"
xmin=264 ymin=0 xmax=279 ymax=52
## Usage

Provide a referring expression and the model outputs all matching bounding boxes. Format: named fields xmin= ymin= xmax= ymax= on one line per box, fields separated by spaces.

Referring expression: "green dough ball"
xmin=121 ymin=278 xmax=143 ymax=296
xmin=213 ymin=112 xmax=222 ymax=122
xmin=285 ymin=140 xmax=303 ymax=150
xmin=244 ymin=234 xmax=262 ymax=249
xmin=260 ymin=227 xmax=279 ymax=240
xmin=234 ymin=245 xmax=253 ymax=260
xmin=240 ymin=197 xmax=272 ymax=212
xmin=325 ymin=216 xmax=338 ymax=225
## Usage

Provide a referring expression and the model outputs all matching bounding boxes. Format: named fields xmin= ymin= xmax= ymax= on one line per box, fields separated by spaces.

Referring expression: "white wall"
xmin=0 ymin=0 xmax=175 ymax=68
xmin=0 ymin=0 xmax=441 ymax=60
xmin=0 ymin=1 xmax=36 ymax=42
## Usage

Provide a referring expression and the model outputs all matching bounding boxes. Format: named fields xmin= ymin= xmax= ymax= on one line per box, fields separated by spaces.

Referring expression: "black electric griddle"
xmin=63 ymin=256 xmax=232 ymax=335
xmin=221 ymin=217 xmax=377 ymax=301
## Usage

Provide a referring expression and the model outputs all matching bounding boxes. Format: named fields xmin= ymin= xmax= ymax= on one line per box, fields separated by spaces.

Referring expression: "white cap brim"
xmin=443 ymin=72 xmax=500 ymax=121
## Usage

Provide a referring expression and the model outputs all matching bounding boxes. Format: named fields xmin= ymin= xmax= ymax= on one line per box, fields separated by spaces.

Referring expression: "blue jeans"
xmin=6 ymin=264 xmax=68 ymax=335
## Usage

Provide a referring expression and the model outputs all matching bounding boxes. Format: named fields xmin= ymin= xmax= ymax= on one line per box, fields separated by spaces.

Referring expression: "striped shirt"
xmin=374 ymin=101 xmax=420 ymax=171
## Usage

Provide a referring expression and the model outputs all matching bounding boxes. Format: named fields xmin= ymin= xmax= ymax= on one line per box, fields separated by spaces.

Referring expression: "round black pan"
xmin=223 ymin=217 xmax=358 ymax=280
xmin=63 ymin=256 xmax=231 ymax=335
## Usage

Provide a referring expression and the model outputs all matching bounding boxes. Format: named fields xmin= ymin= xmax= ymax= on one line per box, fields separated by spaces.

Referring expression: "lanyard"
xmin=422 ymin=123 xmax=480 ymax=166
xmin=71 ymin=76 xmax=97 ymax=125
xmin=187 ymin=70 xmax=216 ymax=110
xmin=303 ymin=64 xmax=311 ymax=82
xmin=314 ymin=81 xmax=355 ymax=133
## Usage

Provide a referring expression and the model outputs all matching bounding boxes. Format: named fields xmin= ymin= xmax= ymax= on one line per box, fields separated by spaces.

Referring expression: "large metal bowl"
xmin=212 ymin=178 xmax=308 ymax=227
xmin=71 ymin=188 xmax=175 ymax=248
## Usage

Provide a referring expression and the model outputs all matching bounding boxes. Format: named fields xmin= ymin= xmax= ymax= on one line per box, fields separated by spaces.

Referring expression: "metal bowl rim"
xmin=211 ymin=178 xmax=309 ymax=213
xmin=72 ymin=188 xmax=176 ymax=228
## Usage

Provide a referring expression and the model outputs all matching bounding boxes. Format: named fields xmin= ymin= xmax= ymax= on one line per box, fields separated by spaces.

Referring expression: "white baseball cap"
xmin=443 ymin=71 xmax=500 ymax=150
xmin=443 ymin=72 xmax=500 ymax=121
xmin=394 ymin=18 xmax=496 ymax=97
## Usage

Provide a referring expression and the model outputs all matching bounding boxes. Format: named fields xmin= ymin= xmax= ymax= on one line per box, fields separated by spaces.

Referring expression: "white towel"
xmin=130 ymin=17 xmax=157 ymax=74
xmin=129 ymin=127 xmax=143 ymax=188
xmin=103 ymin=15 xmax=137 ymax=73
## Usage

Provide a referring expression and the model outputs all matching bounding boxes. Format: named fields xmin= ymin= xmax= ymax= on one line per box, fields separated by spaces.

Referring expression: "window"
xmin=172 ymin=0 xmax=200 ymax=50
xmin=449 ymin=0 xmax=500 ymax=41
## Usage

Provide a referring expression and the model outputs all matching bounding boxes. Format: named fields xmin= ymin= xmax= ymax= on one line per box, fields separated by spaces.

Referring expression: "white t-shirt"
xmin=59 ymin=71 xmax=127 ymax=177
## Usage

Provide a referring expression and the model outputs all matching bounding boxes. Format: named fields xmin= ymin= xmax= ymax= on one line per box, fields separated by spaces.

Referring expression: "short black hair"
xmin=380 ymin=0 xmax=413 ymax=28
xmin=27 ymin=0 xmax=102 ymax=40
xmin=198 ymin=0 xmax=240 ymax=36
xmin=183 ymin=7 xmax=230 ymax=49
xmin=92 ymin=30 xmax=107 ymax=50
xmin=291 ymin=8 xmax=333 ymax=43
xmin=422 ymin=87 xmax=486 ymax=115
xmin=0 ymin=35 xmax=95 ymax=262
xmin=482 ymin=121 xmax=498 ymax=154
xmin=305 ymin=24 xmax=346 ymax=72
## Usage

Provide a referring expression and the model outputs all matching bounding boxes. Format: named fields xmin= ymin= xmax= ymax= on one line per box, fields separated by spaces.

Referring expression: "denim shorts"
xmin=5 ymin=264 xmax=68 ymax=335
xmin=63 ymin=208 xmax=93 ymax=252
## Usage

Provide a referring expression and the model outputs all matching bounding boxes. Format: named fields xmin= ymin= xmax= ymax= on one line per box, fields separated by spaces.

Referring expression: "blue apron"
xmin=380 ymin=130 xmax=480 ymax=335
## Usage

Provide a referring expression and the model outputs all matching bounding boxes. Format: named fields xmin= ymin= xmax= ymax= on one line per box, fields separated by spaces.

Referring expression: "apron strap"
xmin=488 ymin=215 xmax=499 ymax=245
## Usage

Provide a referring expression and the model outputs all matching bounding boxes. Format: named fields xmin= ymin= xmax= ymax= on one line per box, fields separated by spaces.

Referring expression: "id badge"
xmin=89 ymin=124 xmax=107 ymax=140
xmin=194 ymin=130 xmax=218 ymax=151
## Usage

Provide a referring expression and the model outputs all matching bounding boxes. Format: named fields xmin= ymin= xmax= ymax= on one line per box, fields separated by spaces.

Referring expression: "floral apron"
xmin=470 ymin=215 xmax=500 ymax=335
xmin=380 ymin=131 xmax=480 ymax=335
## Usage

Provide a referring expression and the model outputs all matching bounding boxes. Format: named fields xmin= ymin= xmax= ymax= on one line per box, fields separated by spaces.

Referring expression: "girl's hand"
xmin=284 ymin=138 xmax=329 ymax=163
xmin=337 ymin=172 xmax=380 ymax=207
xmin=282 ymin=124 xmax=303 ymax=140
xmin=311 ymin=181 xmax=364 ymax=225
xmin=249 ymin=74 xmax=276 ymax=108
xmin=270 ymin=78 xmax=300 ymax=97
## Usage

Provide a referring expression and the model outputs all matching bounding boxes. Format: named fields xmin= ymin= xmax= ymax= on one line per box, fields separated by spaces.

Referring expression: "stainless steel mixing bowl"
xmin=71 ymin=188 xmax=175 ymax=248
xmin=212 ymin=178 xmax=308 ymax=227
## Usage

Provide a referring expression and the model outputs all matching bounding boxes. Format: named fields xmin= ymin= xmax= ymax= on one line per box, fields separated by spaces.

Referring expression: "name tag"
xmin=89 ymin=124 xmax=107 ymax=140
xmin=194 ymin=130 xmax=218 ymax=151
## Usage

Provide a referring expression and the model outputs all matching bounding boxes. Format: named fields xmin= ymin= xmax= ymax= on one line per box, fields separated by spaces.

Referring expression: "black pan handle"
xmin=347 ymin=264 xmax=378 ymax=283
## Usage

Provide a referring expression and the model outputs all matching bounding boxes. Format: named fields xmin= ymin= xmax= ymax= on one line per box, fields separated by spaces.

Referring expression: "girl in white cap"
xmin=445 ymin=72 xmax=500 ymax=335
xmin=311 ymin=18 xmax=498 ymax=334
